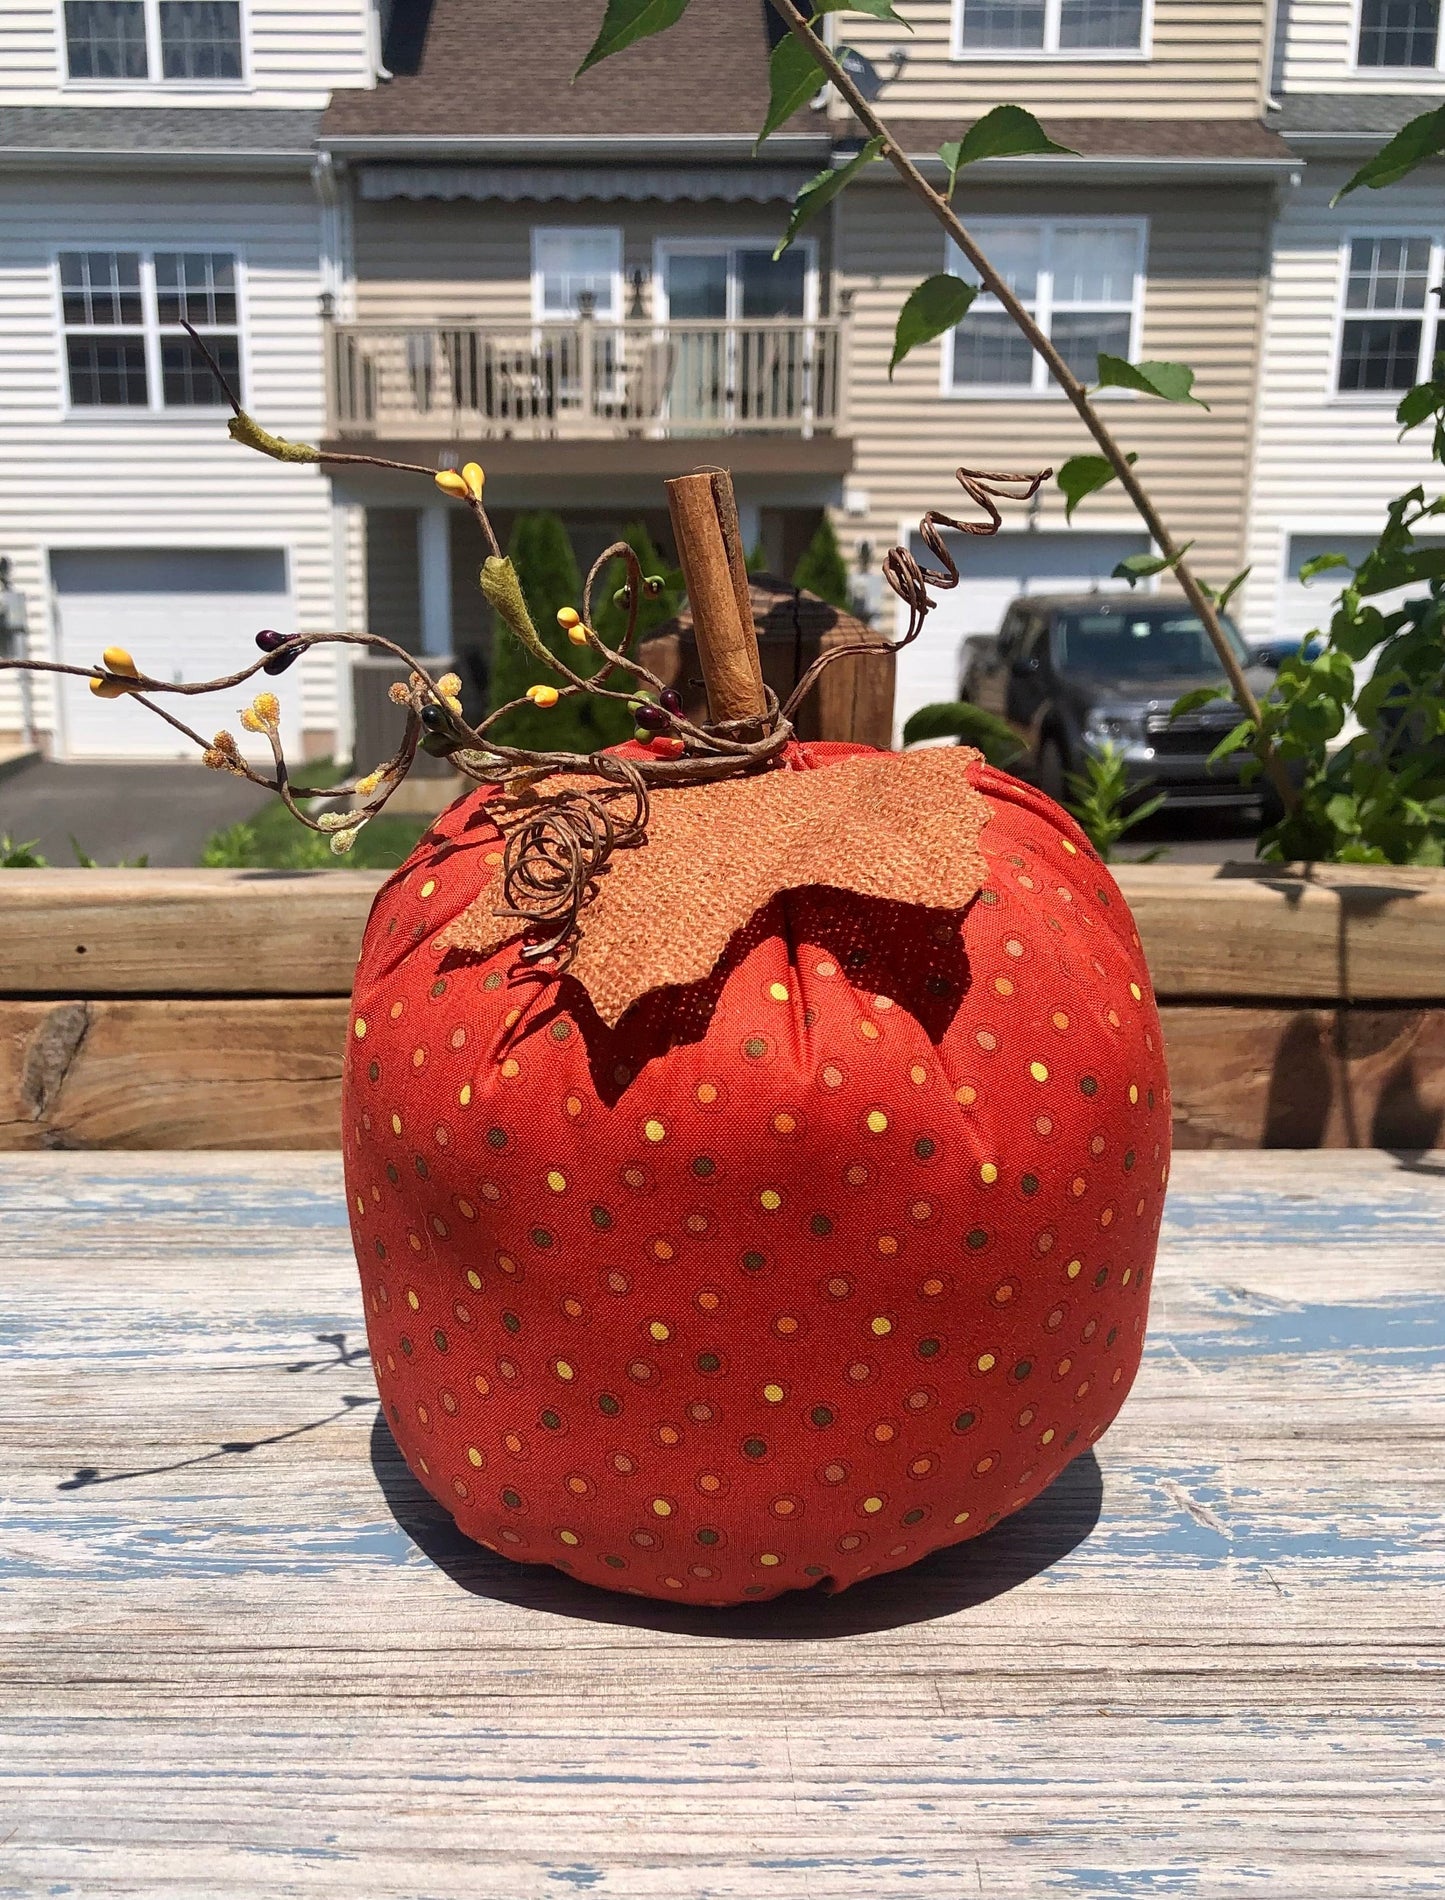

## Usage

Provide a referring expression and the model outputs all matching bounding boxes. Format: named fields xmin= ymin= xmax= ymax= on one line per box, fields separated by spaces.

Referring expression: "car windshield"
xmin=1053 ymin=605 xmax=1248 ymax=680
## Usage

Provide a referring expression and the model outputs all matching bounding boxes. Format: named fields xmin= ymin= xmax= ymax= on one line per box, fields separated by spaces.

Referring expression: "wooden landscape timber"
xmin=1 ymin=861 xmax=1442 ymax=1150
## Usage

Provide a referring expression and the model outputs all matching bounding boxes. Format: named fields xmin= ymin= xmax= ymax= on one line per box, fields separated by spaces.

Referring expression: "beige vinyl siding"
xmin=0 ymin=0 xmax=374 ymax=107
xmin=835 ymin=177 xmax=1270 ymax=594
xmin=0 ymin=170 xmax=343 ymax=747
xmin=1242 ymin=163 xmax=1445 ymax=639
xmin=1280 ymin=0 xmax=1445 ymax=90
xmin=350 ymin=199 xmax=821 ymax=324
xmin=837 ymin=0 xmax=1270 ymax=118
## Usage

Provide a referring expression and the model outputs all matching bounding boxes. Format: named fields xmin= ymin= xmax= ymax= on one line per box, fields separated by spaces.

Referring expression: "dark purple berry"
xmin=634 ymin=702 xmax=670 ymax=734
xmin=255 ymin=628 xmax=288 ymax=652
xmin=420 ymin=703 xmax=451 ymax=733
xmin=262 ymin=647 xmax=300 ymax=675
xmin=659 ymin=687 xmax=684 ymax=716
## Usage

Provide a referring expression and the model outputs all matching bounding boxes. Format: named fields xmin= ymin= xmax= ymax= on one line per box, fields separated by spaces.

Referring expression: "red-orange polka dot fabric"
xmin=344 ymin=742 xmax=1170 ymax=1605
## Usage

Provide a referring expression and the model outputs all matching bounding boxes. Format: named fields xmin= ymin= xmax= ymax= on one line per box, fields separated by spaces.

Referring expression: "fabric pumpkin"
xmin=344 ymin=742 xmax=1169 ymax=1605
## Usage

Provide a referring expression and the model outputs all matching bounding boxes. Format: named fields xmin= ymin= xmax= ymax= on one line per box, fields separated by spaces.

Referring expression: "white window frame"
xmin=942 ymin=218 xmax=1146 ymax=400
xmin=53 ymin=245 xmax=249 ymax=420
xmin=952 ymin=0 xmax=1152 ymax=60
xmin=1330 ymin=228 xmax=1445 ymax=404
xmin=59 ymin=0 xmax=250 ymax=90
xmin=1349 ymin=0 xmax=1444 ymax=73
xmin=529 ymin=227 xmax=625 ymax=325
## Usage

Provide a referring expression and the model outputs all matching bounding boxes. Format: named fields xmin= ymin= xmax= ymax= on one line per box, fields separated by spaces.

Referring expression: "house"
xmin=314 ymin=0 xmax=853 ymax=707
xmin=2 ymin=0 xmax=1434 ymax=766
xmin=826 ymin=0 xmax=1296 ymax=734
xmin=1242 ymin=0 xmax=1445 ymax=646
xmin=0 ymin=0 xmax=386 ymax=762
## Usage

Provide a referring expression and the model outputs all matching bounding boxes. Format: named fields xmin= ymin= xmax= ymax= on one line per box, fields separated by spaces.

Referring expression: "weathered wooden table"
xmin=3 ymin=1150 xmax=1441 ymax=1896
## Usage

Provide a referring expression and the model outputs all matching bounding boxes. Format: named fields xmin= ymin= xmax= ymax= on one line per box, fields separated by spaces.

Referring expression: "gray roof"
xmin=0 ymin=106 xmax=319 ymax=159
xmin=1268 ymin=93 xmax=1444 ymax=140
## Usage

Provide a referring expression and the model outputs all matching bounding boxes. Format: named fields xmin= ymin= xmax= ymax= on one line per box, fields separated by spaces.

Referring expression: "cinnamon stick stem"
xmin=665 ymin=470 xmax=768 ymax=727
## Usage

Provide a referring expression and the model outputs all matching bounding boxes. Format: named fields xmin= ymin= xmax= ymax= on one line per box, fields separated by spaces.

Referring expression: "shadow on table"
xmin=369 ymin=1410 xmax=1102 ymax=1638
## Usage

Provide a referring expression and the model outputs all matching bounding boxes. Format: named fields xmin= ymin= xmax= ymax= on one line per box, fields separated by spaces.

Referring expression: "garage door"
xmin=51 ymin=549 xmax=297 ymax=762
xmin=893 ymin=528 xmax=1150 ymax=743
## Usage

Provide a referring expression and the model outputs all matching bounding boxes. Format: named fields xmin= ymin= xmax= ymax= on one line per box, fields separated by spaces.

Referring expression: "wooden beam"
xmin=3 ymin=996 xmax=1440 ymax=1153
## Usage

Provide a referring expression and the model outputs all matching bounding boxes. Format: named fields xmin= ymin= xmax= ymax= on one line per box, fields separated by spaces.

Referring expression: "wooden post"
xmin=664 ymin=469 xmax=767 ymax=727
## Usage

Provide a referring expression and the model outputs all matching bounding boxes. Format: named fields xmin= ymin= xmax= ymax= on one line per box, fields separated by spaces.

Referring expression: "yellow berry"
xmin=443 ymin=694 xmax=462 ymax=716
xmin=462 ymin=461 xmax=485 ymax=499
xmin=89 ymin=676 xmax=127 ymax=699
xmin=566 ymin=623 xmax=590 ymax=647
xmin=102 ymin=645 xmax=139 ymax=677
xmin=526 ymin=684 xmax=560 ymax=708
xmin=556 ymin=607 xmax=581 ymax=630
xmin=434 ymin=469 xmax=469 ymax=498
xmin=240 ymin=706 xmax=263 ymax=732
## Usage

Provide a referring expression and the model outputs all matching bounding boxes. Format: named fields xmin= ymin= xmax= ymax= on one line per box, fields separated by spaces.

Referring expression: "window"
xmin=64 ymin=0 xmax=243 ymax=82
xmin=1336 ymin=235 xmax=1442 ymax=395
xmin=956 ymin=0 xmax=1146 ymax=54
xmin=532 ymin=229 xmax=622 ymax=321
xmin=946 ymin=221 xmax=1144 ymax=395
xmin=1356 ymin=0 xmax=1440 ymax=67
xmin=60 ymin=249 xmax=240 ymax=410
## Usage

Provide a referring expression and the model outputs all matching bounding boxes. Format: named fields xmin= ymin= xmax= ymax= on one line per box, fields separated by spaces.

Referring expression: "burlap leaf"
xmin=438 ymin=746 xmax=990 ymax=1027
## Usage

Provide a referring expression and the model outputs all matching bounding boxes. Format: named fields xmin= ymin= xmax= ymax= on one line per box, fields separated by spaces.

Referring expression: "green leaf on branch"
xmin=576 ymin=0 xmax=692 ymax=75
xmin=1057 ymin=451 xmax=1137 ymax=522
xmin=1113 ymin=544 xmax=1194 ymax=586
xmin=1332 ymin=102 xmax=1445 ymax=200
xmin=756 ymin=32 xmax=825 ymax=149
xmin=1215 ymin=567 xmax=1251 ymax=613
xmin=1298 ymin=551 xmax=1352 ymax=584
xmin=1207 ymin=721 xmax=1255 ymax=766
xmin=901 ymin=700 xmax=1025 ymax=765
xmin=813 ymin=0 xmax=911 ymax=23
xmin=1095 ymin=355 xmax=1209 ymax=408
xmin=1169 ymin=686 xmax=1230 ymax=721
xmin=938 ymin=105 xmax=1077 ymax=197
xmin=775 ymin=137 xmax=884 ymax=258
xmin=890 ymin=274 xmax=977 ymax=377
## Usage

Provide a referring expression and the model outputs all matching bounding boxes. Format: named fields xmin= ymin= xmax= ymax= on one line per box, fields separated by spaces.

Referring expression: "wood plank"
xmin=1119 ymin=861 xmax=1445 ymax=1002
xmin=1 ymin=862 xmax=1442 ymax=1006
xmin=4 ymin=996 xmax=1440 ymax=1152
xmin=0 ymin=998 xmax=348 ymax=1150
xmin=0 ymin=868 xmax=381 ymax=998
xmin=0 ymin=1150 xmax=1440 ymax=1894
xmin=1165 ymin=1003 xmax=1445 ymax=1151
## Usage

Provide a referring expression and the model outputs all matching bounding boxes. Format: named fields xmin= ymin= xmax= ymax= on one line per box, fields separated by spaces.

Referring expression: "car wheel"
xmin=1036 ymin=737 xmax=1067 ymax=805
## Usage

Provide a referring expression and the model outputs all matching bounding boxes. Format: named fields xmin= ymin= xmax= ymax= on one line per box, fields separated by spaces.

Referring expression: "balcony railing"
xmin=326 ymin=317 xmax=847 ymax=442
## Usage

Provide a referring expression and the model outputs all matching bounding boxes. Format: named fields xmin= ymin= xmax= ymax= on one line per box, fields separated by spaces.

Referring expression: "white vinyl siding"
xmin=0 ymin=0 xmax=374 ymax=105
xmin=0 ymin=172 xmax=344 ymax=752
xmin=945 ymin=219 xmax=1145 ymax=396
xmin=833 ymin=0 xmax=1269 ymax=117
xmin=1242 ymin=166 xmax=1445 ymax=641
xmin=1279 ymin=0 xmax=1445 ymax=87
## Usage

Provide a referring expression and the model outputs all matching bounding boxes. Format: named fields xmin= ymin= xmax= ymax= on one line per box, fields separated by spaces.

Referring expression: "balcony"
xmin=324 ymin=317 xmax=849 ymax=463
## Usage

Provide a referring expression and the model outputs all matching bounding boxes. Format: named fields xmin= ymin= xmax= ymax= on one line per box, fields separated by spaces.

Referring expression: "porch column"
xmin=417 ymin=505 xmax=453 ymax=656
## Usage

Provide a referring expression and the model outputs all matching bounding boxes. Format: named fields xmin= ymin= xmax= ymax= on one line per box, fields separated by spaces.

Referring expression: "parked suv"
xmin=960 ymin=594 xmax=1278 ymax=809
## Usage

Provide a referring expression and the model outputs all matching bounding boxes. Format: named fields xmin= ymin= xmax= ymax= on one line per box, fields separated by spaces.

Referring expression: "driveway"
xmin=0 ymin=759 xmax=271 ymax=867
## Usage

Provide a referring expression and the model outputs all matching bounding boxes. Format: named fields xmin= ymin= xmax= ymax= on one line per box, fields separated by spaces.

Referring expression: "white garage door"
xmin=893 ymin=527 xmax=1150 ymax=743
xmin=52 ymin=548 xmax=297 ymax=762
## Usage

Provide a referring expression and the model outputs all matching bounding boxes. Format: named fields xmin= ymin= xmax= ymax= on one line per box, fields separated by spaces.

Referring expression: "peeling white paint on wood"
xmin=0 ymin=1149 xmax=1442 ymax=1895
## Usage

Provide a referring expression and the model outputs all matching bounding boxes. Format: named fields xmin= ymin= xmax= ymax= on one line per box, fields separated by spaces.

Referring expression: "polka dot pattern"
xmin=343 ymin=743 xmax=1170 ymax=1606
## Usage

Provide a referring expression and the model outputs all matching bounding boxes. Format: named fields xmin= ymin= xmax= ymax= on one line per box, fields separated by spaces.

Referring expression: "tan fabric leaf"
xmin=438 ymin=746 xmax=990 ymax=1028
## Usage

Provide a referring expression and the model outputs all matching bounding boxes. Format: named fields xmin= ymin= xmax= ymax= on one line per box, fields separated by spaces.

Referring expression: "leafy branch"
xmin=575 ymin=0 xmax=1295 ymax=812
